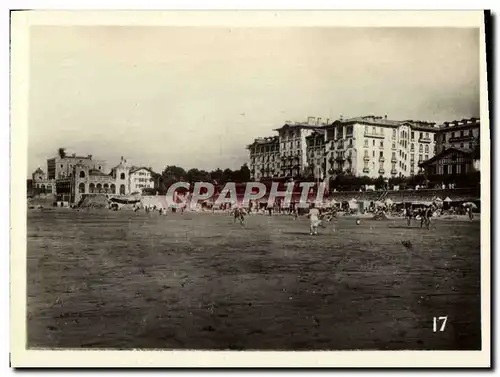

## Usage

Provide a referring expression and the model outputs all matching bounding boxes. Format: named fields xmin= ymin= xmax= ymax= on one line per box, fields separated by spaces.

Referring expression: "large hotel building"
xmin=247 ymin=115 xmax=480 ymax=183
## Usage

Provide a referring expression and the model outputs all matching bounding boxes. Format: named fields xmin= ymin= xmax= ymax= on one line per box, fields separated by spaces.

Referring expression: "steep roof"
xmin=337 ymin=116 xmax=403 ymax=127
xmin=274 ymin=123 xmax=324 ymax=131
xmin=129 ymin=166 xmax=155 ymax=174
xmin=419 ymin=147 xmax=476 ymax=167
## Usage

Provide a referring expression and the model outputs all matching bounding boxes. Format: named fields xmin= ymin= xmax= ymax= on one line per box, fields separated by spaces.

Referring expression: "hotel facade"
xmin=419 ymin=117 xmax=481 ymax=177
xmin=247 ymin=115 xmax=443 ymax=183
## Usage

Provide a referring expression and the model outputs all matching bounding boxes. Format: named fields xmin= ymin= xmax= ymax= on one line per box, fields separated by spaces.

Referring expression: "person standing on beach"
xmin=308 ymin=203 xmax=321 ymax=236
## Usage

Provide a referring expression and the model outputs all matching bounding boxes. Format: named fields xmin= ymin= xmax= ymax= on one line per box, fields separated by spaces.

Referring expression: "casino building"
xmin=30 ymin=152 xmax=156 ymax=204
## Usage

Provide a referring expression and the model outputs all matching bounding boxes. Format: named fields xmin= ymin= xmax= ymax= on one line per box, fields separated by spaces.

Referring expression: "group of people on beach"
xmin=230 ymin=202 xmax=324 ymax=236
xmin=404 ymin=205 xmax=435 ymax=229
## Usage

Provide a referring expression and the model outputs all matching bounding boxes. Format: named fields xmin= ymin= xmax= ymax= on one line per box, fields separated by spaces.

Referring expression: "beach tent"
xmin=444 ymin=197 xmax=452 ymax=202
xmin=463 ymin=202 xmax=478 ymax=209
xmin=413 ymin=201 xmax=433 ymax=206
xmin=348 ymin=198 xmax=358 ymax=210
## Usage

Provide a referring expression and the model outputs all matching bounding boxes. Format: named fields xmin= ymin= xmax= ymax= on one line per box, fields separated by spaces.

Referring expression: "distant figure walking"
xmin=421 ymin=205 xmax=433 ymax=230
xmin=233 ymin=207 xmax=246 ymax=226
xmin=467 ymin=207 xmax=474 ymax=221
xmin=405 ymin=206 xmax=413 ymax=227
xmin=308 ymin=203 xmax=321 ymax=236
xmin=267 ymin=204 xmax=273 ymax=216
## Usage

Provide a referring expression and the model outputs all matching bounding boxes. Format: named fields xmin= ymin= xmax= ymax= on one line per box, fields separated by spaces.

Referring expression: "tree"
xmin=58 ymin=148 xmax=66 ymax=159
xmin=186 ymin=168 xmax=210 ymax=183
xmin=161 ymin=165 xmax=187 ymax=190
xmin=222 ymin=168 xmax=234 ymax=183
xmin=234 ymin=163 xmax=251 ymax=182
xmin=374 ymin=176 xmax=386 ymax=190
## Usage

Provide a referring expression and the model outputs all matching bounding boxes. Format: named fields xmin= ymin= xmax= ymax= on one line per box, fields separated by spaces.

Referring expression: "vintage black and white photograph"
xmin=11 ymin=10 xmax=490 ymax=367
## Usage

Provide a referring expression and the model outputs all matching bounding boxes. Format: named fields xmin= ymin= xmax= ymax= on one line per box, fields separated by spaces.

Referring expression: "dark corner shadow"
xmin=484 ymin=9 xmax=495 ymax=371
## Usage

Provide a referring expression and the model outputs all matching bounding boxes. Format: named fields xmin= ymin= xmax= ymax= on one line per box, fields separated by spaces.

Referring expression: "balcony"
xmin=335 ymin=156 xmax=345 ymax=162
xmin=419 ymin=137 xmax=432 ymax=143
xmin=337 ymin=144 xmax=345 ymax=150
xmin=363 ymin=155 xmax=370 ymax=161
xmin=363 ymin=167 xmax=370 ymax=173
xmin=378 ymin=168 xmax=385 ymax=174
xmin=364 ymin=131 xmax=385 ymax=139
xmin=448 ymin=135 xmax=475 ymax=143
xmin=391 ymin=157 xmax=397 ymax=163
xmin=379 ymin=157 xmax=385 ymax=163
xmin=391 ymin=169 xmax=397 ymax=175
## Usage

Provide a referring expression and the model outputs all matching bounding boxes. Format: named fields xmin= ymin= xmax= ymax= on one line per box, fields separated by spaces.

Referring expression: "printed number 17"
xmin=433 ymin=316 xmax=448 ymax=332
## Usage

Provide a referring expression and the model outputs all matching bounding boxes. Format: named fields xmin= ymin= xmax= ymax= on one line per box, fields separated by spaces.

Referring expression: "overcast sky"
xmin=28 ymin=26 xmax=480 ymax=174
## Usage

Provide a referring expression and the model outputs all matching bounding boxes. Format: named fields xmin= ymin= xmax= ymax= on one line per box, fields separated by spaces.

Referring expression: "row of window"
xmin=441 ymin=164 xmax=469 ymax=175
xmin=78 ymin=183 xmax=126 ymax=195
xmin=281 ymin=130 xmax=302 ymax=139
xmin=362 ymin=162 xmax=415 ymax=172
xmin=254 ymin=164 xmax=281 ymax=170
xmin=251 ymin=145 xmax=279 ymax=154
xmin=443 ymin=129 xmax=474 ymax=139
xmin=61 ymin=163 xmax=102 ymax=170
xmin=34 ymin=184 xmax=52 ymax=192
xmin=326 ymin=125 xmax=354 ymax=139
xmin=252 ymin=155 xmax=278 ymax=163
xmin=362 ymin=150 xmax=429 ymax=161
xmin=447 ymin=142 xmax=474 ymax=149
xmin=281 ymin=141 xmax=301 ymax=150
xmin=364 ymin=126 xmax=433 ymax=140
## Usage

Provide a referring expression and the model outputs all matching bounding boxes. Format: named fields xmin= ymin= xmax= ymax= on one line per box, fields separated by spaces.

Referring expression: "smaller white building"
xmin=129 ymin=167 xmax=155 ymax=194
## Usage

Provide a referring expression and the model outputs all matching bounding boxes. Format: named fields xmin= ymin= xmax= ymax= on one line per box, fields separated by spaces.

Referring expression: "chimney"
xmin=339 ymin=114 xmax=343 ymax=121
xmin=384 ymin=114 xmax=387 ymax=120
